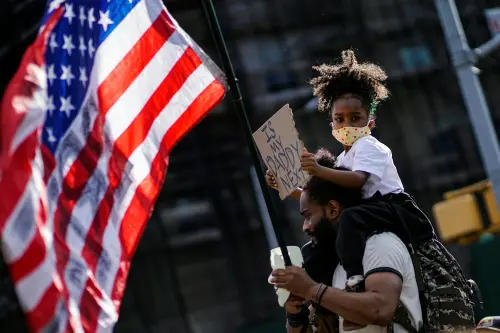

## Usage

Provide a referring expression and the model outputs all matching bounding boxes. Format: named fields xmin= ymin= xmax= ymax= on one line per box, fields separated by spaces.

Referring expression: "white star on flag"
xmin=64 ymin=3 xmax=75 ymax=24
xmin=88 ymin=39 xmax=96 ymax=58
xmin=60 ymin=65 xmax=75 ymax=86
xmin=60 ymin=95 xmax=75 ymax=117
xmin=79 ymin=36 xmax=87 ymax=56
xmin=79 ymin=67 xmax=88 ymax=86
xmin=88 ymin=8 xmax=96 ymax=29
xmin=79 ymin=6 xmax=86 ymax=26
xmin=98 ymin=10 xmax=114 ymax=32
xmin=47 ymin=64 xmax=57 ymax=85
xmin=47 ymin=95 xmax=56 ymax=116
xmin=46 ymin=127 xmax=57 ymax=143
xmin=48 ymin=0 xmax=65 ymax=13
xmin=49 ymin=34 xmax=58 ymax=53
xmin=62 ymin=34 xmax=75 ymax=55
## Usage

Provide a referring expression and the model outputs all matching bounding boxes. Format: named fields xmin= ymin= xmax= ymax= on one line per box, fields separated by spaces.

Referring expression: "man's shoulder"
xmin=366 ymin=232 xmax=407 ymax=250
xmin=365 ymin=232 xmax=410 ymax=259
xmin=362 ymin=232 xmax=413 ymax=278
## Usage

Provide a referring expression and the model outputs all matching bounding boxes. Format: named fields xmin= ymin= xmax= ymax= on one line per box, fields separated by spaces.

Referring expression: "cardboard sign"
xmin=253 ymin=104 xmax=310 ymax=199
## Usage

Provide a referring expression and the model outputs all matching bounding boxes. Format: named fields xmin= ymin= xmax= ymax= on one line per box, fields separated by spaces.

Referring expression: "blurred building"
xmin=1 ymin=0 xmax=500 ymax=333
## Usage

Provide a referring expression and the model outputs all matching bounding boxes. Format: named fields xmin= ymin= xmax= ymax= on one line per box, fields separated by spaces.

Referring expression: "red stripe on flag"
xmin=79 ymin=274 xmax=104 ymax=333
xmin=109 ymin=80 xmax=225 ymax=314
xmin=79 ymin=46 xmax=202 ymax=333
xmin=41 ymin=144 xmax=56 ymax=183
xmin=25 ymin=282 xmax=60 ymax=331
xmin=9 ymin=228 xmax=47 ymax=282
xmin=0 ymin=133 xmax=37 ymax=231
xmin=98 ymin=11 xmax=174 ymax=114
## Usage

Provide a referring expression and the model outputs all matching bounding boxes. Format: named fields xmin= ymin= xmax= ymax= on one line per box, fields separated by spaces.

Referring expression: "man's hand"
xmin=284 ymin=294 xmax=307 ymax=314
xmin=270 ymin=266 xmax=318 ymax=300
xmin=300 ymin=148 xmax=322 ymax=176
xmin=265 ymin=170 xmax=278 ymax=190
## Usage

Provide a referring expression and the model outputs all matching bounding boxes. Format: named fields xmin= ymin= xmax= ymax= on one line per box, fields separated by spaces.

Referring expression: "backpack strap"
xmin=408 ymin=245 xmax=428 ymax=330
xmin=389 ymin=301 xmax=420 ymax=333
xmin=385 ymin=201 xmax=428 ymax=331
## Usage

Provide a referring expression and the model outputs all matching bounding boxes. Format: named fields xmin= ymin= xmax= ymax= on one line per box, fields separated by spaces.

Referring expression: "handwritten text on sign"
xmin=253 ymin=104 xmax=310 ymax=199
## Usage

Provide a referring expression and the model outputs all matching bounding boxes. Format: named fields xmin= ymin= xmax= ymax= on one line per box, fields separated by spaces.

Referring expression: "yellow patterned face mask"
xmin=331 ymin=123 xmax=371 ymax=146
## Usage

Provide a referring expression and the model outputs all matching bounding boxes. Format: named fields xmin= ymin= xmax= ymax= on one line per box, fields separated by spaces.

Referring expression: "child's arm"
xmin=316 ymin=167 xmax=368 ymax=189
xmin=300 ymin=149 xmax=369 ymax=189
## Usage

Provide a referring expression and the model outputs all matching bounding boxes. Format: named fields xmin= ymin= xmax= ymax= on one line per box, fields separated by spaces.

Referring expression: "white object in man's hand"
xmin=268 ymin=246 xmax=304 ymax=307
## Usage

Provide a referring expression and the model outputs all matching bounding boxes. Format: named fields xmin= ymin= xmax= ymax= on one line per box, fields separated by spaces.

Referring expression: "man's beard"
xmin=307 ymin=217 xmax=337 ymax=251
xmin=302 ymin=217 xmax=339 ymax=286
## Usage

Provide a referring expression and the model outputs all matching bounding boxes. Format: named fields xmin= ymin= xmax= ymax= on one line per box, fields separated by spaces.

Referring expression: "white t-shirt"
xmin=332 ymin=232 xmax=423 ymax=333
xmin=335 ymin=135 xmax=404 ymax=199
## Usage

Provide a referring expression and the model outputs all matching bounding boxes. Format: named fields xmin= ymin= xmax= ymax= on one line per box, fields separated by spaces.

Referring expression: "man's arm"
xmin=272 ymin=234 xmax=408 ymax=328
xmin=306 ymin=272 xmax=402 ymax=326
xmin=283 ymin=296 xmax=311 ymax=333
xmin=307 ymin=232 xmax=407 ymax=326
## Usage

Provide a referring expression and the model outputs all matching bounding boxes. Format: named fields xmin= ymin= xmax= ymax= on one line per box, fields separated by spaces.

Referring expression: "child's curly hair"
xmin=309 ymin=49 xmax=389 ymax=115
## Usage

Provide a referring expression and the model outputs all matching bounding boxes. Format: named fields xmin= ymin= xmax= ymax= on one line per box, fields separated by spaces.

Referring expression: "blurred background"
xmin=1 ymin=0 xmax=500 ymax=332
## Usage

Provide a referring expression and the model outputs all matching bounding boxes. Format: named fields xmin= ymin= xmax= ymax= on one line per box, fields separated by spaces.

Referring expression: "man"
xmin=270 ymin=149 xmax=423 ymax=333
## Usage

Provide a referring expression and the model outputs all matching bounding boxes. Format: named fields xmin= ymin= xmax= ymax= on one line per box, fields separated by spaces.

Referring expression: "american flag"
xmin=0 ymin=0 xmax=226 ymax=332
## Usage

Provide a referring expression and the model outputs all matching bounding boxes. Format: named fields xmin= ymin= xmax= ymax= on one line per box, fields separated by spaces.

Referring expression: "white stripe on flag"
xmin=2 ymin=147 xmax=46 ymax=263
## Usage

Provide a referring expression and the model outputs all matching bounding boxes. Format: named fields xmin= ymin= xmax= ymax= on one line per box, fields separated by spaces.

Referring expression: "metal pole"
xmin=200 ymin=0 xmax=292 ymax=266
xmin=435 ymin=0 xmax=500 ymax=206
xmin=250 ymin=167 xmax=279 ymax=249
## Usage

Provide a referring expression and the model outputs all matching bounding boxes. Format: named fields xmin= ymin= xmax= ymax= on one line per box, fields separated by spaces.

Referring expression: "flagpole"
xmin=200 ymin=0 xmax=292 ymax=266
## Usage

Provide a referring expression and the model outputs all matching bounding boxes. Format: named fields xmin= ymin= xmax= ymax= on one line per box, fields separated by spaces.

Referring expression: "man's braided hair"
xmin=309 ymin=49 xmax=390 ymax=116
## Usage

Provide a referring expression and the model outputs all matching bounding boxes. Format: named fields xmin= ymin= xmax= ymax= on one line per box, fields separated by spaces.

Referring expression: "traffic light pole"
xmin=435 ymin=0 xmax=500 ymax=205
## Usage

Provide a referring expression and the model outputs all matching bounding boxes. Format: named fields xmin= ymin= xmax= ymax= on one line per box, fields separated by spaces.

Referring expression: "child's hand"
xmin=301 ymin=148 xmax=321 ymax=176
xmin=266 ymin=170 xmax=278 ymax=190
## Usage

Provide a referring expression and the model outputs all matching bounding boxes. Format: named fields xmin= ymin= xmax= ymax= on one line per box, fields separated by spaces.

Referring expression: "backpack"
xmin=387 ymin=195 xmax=477 ymax=333
xmin=391 ymin=239 xmax=476 ymax=333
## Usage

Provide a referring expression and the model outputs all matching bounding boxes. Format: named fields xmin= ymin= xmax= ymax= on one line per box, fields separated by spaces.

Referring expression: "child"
xmin=266 ymin=49 xmax=436 ymax=291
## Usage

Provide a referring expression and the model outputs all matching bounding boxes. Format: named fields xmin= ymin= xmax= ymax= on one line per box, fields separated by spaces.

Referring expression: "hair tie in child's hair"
xmin=369 ymin=91 xmax=379 ymax=116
